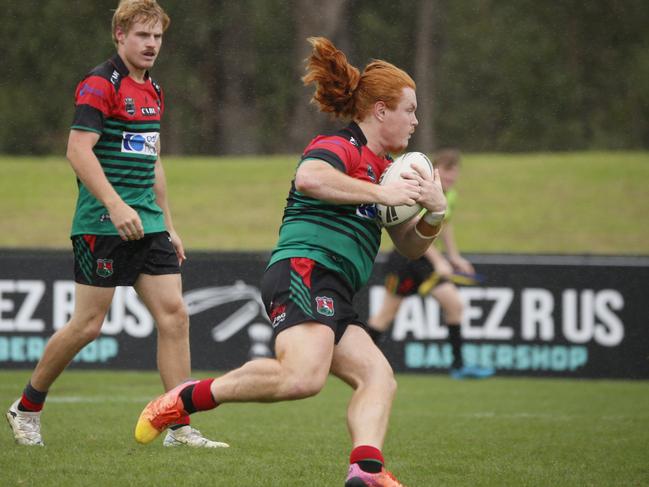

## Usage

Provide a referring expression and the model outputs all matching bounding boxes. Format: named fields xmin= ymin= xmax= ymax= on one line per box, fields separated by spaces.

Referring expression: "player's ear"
xmin=115 ymin=26 xmax=127 ymax=44
xmin=374 ymin=101 xmax=386 ymax=122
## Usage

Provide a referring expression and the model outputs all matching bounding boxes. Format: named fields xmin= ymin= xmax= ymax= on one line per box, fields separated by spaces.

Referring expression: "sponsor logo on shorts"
xmin=121 ymin=131 xmax=159 ymax=156
xmin=269 ymin=304 xmax=287 ymax=328
xmin=315 ymin=296 xmax=334 ymax=317
xmin=96 ymin=259 xmax=114 ymax=278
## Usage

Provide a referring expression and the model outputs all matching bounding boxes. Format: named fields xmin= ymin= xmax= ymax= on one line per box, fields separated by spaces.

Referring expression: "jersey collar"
xmin=347 ymin=121 xmax=368 ymax=147
xmin=110 ymin=53 xmax=150 ymax=80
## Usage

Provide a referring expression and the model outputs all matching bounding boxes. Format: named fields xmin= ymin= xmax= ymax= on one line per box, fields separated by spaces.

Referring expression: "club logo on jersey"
xmin=96 ymin=259 xmax=114 ymax=278
xmin=122 ymin=131 xmax=159 ymax=156
xmin=315 ymin=296 xmax=335 ymax=317
xmin=349 ymin=136 xmax=359 ymax=147
xmin=141 ymin=107 xmax=157 ymax=116
xmin=269 ymin=304 xmax=287 ymax=328
xmin=356 ymin=203 xmax=378 ymax=220
xmin=367 ymin=165 xmax=377 ymax=182
xmin=124 ymin=97 xmax=136 ymax=115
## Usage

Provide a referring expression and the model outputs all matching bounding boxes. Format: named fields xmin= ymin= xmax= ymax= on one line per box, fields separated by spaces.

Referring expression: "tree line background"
xmin=1 ymin=0 xmax=648 ymax=156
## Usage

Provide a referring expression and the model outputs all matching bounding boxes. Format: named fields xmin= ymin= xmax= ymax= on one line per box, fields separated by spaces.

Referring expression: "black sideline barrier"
xmin=1 ymin=250 xmax=648 ymax=379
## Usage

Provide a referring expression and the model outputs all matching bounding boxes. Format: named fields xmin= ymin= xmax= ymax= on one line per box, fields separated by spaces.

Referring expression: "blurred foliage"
xmin=1 ymin=0 xmax=647 ymax=154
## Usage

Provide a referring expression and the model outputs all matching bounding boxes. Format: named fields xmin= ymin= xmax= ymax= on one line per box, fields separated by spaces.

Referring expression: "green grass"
xmin=456 ymin=152 xmax=649 ymax=253
xmin=0 ymin=152 xmax=648 ymax=253
xmin=1 ymin=370 xmax=648 ymax=486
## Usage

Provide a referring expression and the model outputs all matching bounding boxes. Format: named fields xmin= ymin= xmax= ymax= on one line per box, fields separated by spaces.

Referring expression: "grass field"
xmin=1 ymin=152 xmax=648 ymax=253
xmin=1 ymin=370 xmax=648 ymax=486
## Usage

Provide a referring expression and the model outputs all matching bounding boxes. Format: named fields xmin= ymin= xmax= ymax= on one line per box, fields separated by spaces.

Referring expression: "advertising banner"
xmin=1 ymin=251 xmax=647 ymax=379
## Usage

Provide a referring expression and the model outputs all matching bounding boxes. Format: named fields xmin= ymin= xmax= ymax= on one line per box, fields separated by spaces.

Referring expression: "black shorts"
xmin=261 ymin=257 xmax=365 ymax=344
xmin=384 ymin=251 xmax=447 ymax=296
xmin=71 ymin=232 xmax=180 ymax=287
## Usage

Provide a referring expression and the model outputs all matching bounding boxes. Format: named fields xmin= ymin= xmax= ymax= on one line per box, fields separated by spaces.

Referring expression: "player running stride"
xmin=134 ymin=37 xmax=447 ymax=486
xmin=6 ymin=0 xmax=224 ymax=449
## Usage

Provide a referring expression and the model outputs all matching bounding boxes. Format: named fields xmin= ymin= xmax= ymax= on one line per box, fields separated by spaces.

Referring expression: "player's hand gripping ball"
xmin=377 ymin=151 xmax=434 ymax=227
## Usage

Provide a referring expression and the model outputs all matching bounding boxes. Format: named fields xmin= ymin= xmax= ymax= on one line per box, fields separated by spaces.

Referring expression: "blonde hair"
xmin=112 ymin=0 xmax=170 ymax=46
xmin=302 ymin=37 xmax=415 ymax=121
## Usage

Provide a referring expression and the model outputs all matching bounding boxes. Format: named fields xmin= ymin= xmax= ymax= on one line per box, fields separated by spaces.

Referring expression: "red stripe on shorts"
xmin=83 ymin=234 xmax=97 ymax=253
xmin=290 ymin=257 xmax=315 ymax=288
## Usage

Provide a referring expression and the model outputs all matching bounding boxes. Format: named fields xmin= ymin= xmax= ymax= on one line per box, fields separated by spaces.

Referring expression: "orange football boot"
xmin=134 ymin=380 xmax=198 ymax=444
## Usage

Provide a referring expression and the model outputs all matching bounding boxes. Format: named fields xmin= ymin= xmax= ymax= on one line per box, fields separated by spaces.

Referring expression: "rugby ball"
xmin=376 ymin=152 xmax=434 ymax=227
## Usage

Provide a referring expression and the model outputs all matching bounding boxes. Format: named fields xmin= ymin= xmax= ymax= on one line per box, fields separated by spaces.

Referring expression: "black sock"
xmin=179 ymin=384 xmax=197 ymax=414
xmin=447 ymin=324 xmax=463 ymax=369
xmin=366 ymin=327 xmax=384 ymax=344
xmin=357 ymin=460 xmax=383 ymax=473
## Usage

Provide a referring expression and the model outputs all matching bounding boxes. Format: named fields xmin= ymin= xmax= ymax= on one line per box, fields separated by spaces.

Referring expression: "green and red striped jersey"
xmin=269 ymin=122 xmax=391 ymax=291
xmin=69 ymin=54 xmax=166 ymax=236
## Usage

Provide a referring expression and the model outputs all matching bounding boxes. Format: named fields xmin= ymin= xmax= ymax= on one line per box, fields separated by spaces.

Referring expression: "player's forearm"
xmin=295 ymin=160 xmax=381 ymax=205
xmin=424 ymin=244 xmax=445 ymax=265
xmin=388 ymin=216 xmax=439 ymax=260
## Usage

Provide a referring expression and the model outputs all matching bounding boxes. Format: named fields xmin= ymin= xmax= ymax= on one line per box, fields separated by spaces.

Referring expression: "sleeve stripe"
xmin=71 ymin=104 xmax=105 ymax=133
xmin=301 ymin=149 xmax=346 ymax=173
xmin=70 ymin=125 xmax=102 ymax=135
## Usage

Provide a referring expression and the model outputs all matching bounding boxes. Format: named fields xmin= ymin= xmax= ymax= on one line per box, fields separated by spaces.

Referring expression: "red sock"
xmin=350 ymin=445 xmax=384 ymax=466
xmin=174 ymin=415 xmax=190 ymax=427
xmin=192 ymin=378 xmax=218 ymax=411
xmin=19 ymin=395 xmax=44 ymax=412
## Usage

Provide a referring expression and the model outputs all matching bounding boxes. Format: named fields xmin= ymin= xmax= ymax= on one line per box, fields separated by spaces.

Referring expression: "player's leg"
xmin=331 ymin=325 xmax=395 ymax=447
xmin=31 ymin=284 xmax=115 ymax=389
xmin=368 ymin=253 xmax=428 ymax=345
xmin=6 ymin=284 xmax=114 ymax=445
xmin=134 ymin=273 xmax=189 ymax=391
xmin=211 ymin=322 xmax=334 ymax=401
xmin=330 ymin=325 xmax=404 ymax=486
xmin=134 ymin=322 xmax=335 ymax=444
xmin=134 ymin=271 xmax=229 ymax=448
xmin=367 ymin=291 xmax=403 ymax=342
xmin=131 ymin=230 xmax=219 ymax=446
xmin=432 ymin=281 xmax=463 ymax=368
xmin=432 ymin=282 xmax=493 ymax=379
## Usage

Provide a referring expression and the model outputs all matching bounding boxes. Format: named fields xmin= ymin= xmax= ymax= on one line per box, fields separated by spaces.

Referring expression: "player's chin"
xmin=139 ymin=56 xmax=157 ymax=68
xmin=387 ymin=142 xmax=408 ymax=154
